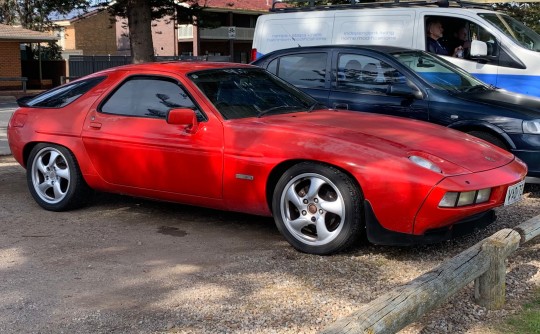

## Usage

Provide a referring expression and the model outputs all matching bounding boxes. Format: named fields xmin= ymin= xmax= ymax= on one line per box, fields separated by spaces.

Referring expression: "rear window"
xmin=23 ymin=76 xmax=106 ymax=108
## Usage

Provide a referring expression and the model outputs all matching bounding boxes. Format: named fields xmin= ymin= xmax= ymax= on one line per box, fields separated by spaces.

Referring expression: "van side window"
xmin=337 ymin=54 xmax=405 ymax=94
xmin=271 ymin=53 xmax=327 ymax=89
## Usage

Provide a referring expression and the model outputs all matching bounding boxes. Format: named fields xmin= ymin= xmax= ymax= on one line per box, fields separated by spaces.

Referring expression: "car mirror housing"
xmin=387 ymin=83 xmax=422 ymax=99
xmin=470 ymin=40 xmax=488 ymax=58
xmin=167 ymin=108 xmax=199 ymax=133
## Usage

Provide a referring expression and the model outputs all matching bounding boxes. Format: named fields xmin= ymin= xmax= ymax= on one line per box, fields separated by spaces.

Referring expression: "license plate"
xmin=504 ymin=180 xmax=525 ymax=206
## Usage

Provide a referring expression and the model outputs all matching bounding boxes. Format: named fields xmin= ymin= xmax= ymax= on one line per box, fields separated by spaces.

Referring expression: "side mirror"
xmin=470 ymin=40 xmax=488 ymax=58
xmin=167 ymin=108 xmax=199 ymax=133
xmin=387 ymin=83 xmax=422 ymax=99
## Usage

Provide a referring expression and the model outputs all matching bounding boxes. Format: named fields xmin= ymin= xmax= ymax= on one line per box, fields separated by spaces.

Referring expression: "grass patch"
xmin=497 ymin=288 xmax=540 ymax=334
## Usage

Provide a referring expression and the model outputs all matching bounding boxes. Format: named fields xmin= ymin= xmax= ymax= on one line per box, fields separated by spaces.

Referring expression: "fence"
xmin=68 ymin=55 xmax=232 ymax=78
xmin=319 ymin=214 xmax=540 ymax=334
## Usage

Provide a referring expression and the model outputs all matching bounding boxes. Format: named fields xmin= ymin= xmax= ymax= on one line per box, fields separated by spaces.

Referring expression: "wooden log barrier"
xmin=319 ymin=229 xmax=521 ymax=334
xmin=514 ymin=214 xmax=540 ymax=244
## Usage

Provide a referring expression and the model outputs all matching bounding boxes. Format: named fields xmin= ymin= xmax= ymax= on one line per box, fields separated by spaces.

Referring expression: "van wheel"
xmin=272 ymin=162 xmax=364 ymax=255
xmin=467 ymin=131 xmax=507 ymax=150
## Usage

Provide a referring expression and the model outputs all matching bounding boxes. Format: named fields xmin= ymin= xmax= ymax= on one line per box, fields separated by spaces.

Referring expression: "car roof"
xmin=89 ymin=61 xmax=256 ymax=76
xmin=255 ymin=45 xmax=416 ymax=59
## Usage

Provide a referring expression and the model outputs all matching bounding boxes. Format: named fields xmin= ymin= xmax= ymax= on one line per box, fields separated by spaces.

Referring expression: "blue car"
xmin=251 ymin=45 xmax=540 ymax=181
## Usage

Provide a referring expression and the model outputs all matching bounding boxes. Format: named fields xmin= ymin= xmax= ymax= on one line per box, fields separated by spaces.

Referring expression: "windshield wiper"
xmin=462 ymin=85 xmax=490 ymax=93
xmin=307 ymin=102 xmax=327 ymax=112
xmin=257 ymin=105 xmax=300 ymax=118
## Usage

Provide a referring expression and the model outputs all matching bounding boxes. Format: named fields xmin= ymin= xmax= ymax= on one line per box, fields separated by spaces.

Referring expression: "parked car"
xmin=8 ymin=62 xmax=526 ymax=255
xmin=252 ymin=0 xmax=540 ymax=97
xmin=251 ymin=45 xmax=540 ymax=180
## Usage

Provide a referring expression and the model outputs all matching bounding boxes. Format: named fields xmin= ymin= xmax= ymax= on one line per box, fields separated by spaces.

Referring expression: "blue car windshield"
xmin=480 ymin=13 xmax=540 ymax=52
xmin=392 ymin=51 xmax=490 ymax=93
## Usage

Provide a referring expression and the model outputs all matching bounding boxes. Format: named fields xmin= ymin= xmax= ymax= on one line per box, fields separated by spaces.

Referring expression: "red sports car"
xmin=8 ymin=62 xmax=526 ymax=255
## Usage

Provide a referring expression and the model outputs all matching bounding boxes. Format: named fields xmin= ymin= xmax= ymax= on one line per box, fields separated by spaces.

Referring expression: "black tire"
xmin=272 ymin=162 xmax=364 ymax=255
xmin=467 ymin=130 xmax=507 ymax=150
xmin=26 ymin=143 xmax=93 ymax=211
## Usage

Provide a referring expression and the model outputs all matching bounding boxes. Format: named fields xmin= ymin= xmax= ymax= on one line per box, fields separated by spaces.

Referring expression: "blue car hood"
xmin=457 ymin=89 xmax=540 ymax=118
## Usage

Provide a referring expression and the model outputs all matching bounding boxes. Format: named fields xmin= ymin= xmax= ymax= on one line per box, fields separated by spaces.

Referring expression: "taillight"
xmin=251 ymin=48 xmax=258 ymax=62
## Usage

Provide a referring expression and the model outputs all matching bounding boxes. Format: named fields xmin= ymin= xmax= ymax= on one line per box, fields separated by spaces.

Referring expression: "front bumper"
xmin=365 ymin=200 xmax=496 ymax=246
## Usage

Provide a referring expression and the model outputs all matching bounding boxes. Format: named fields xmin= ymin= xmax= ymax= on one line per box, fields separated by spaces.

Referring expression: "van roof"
xmin=270 ymin=0 xmax=494 ymax=12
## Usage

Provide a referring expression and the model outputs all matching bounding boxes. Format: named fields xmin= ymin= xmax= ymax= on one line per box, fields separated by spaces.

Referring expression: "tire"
xmin=27 ymin=144 xmax=93 ymax=211
xmin=272 ymin=162 xmax=364 ymax=255
xmin=467 ymin=130 xmax=507 ymax=150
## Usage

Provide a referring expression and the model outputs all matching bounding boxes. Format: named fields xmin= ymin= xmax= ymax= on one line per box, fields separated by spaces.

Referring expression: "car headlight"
xmin=409 ymin=155 xmax=442 ymax=173
xmin=439 ymin=188 xmax=492 ymax=207
xmin=523 ymin=120 xmax=540 ymax=134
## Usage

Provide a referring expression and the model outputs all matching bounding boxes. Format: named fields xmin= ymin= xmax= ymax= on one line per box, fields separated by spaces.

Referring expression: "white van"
xmin=251 ymin=0 xmax=540 ymax=97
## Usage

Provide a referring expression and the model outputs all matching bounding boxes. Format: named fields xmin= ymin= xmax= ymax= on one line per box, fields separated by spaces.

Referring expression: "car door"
xmin=81 ymin=73 xmax=224 ymax=199
xmin=328 ymin=51 xmax=430 ymax=121
xmin=264 ymin=51 xmax=331 ymax=106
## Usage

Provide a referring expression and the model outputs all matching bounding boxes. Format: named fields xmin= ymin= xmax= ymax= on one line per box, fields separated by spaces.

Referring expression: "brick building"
xmin=0 ymin=24 xmax=58 ymax=89
xmin=52 ymin=0 xmax=271 ymax=63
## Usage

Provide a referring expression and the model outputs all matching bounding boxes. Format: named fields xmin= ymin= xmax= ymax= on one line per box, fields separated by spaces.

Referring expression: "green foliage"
xmin=34 ymin=42 xmax=63 ymax=60
xmin=105 ymin=0 xmax=215 ymax=28
xmin=495 ymin=288 xmax=540 ymax=334
xmin=494 ymin=2 xmax=540 ymax=34
xmin=0 ymin=0 xmax=90 ymax=31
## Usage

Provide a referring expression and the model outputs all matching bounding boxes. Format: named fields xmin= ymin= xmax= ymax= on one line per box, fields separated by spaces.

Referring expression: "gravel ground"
xmin=0 ymin=155 xmax=539 ymax=334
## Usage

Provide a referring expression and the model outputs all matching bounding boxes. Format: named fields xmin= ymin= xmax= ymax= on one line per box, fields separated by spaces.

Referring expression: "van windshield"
xmin=480 ymin=13 xmax=540 ymax=52
xmin=392 ymin=51 xmax=490 ymax=93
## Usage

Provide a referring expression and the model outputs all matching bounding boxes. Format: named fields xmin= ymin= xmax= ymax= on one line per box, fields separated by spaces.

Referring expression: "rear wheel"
xmin=272 ymin=162 xmax=364 ymax=255
xmin=27 ymin=144 xmax=92 ymax=211
xmin=467 ymin=130 xmax=507 ymax=150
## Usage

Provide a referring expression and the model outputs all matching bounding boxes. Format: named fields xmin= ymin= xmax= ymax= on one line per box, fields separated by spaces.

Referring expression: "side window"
xmin=337 ymin=54 xmax=405 ymax=94
xmin=101 ymin=76 xmax=203 ymax=120
xmin=275 ymin=53 xmax=327 ymax=89
xmin=267 ymin=58 xmax=278 ymax=75
xmin=25 ymin=76 xmax=106 ymax=108
xmin=425 ymin=15 xmax=500 ymax=63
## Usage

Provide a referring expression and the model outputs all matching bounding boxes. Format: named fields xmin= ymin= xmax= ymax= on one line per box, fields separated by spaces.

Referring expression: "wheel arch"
xmin=265 ymin=159 xmax=363 ymax=214
xmin=448 ymin=121 xmax=516 ymax=150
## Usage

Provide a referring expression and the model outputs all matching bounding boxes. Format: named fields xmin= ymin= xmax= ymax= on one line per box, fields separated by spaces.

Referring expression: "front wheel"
xmin=27 ymin=144 xmax=92 ymax=211
xmin=272 ymin=162 xmax=364 ymax=255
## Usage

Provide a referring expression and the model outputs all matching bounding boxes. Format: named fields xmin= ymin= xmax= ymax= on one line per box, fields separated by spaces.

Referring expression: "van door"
xmin=328 ymin=51 xmax=429 ymax=121
xmin=264 ymin=51 xmax=331 ymax=105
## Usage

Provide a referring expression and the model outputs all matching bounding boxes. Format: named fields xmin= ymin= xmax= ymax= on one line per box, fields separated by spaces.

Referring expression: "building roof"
xmin=0 ymin=24 xmax=58 ymax=42
xmin=201 ymin=0 xmax=271 ymax=11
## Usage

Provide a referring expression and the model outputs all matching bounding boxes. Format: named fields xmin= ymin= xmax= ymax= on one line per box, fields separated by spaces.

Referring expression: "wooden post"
xmin=474 ymin=229 xmax=520 ymax=309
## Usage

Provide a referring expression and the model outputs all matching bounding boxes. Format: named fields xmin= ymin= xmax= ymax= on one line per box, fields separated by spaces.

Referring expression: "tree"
xmin=106 ymin=0 xmax=214 ymax=64
xmin=494 ymin=2 xmax=540 ymax=34
xmin=0 ymin=0 xmax=89 ymax=30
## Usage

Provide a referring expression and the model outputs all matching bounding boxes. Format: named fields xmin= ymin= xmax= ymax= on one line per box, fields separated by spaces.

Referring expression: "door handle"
xmin=333 ymin=103 xmax=348 ymax=109
xmin=89 ymin=122 xmax=102 ymax=129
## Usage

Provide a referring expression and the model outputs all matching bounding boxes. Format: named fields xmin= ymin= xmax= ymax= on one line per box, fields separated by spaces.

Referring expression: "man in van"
xmin=426 ymin=19 xmax=463 ymax=57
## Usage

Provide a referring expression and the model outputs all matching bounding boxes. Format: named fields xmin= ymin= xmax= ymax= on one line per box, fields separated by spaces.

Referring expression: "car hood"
xmin=259 ymin=110 xmax=515 ymax=174
xmin=457 ymin=89 xmax=540 ymax=118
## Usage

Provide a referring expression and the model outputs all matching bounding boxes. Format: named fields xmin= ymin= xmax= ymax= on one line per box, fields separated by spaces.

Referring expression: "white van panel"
xmin=332 ymin=11 xmax=415 ymax=48
xmin=257 ymin=13 xmax=334 ymax=55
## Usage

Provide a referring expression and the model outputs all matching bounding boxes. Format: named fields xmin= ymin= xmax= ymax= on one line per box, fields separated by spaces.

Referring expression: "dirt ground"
xmin=1 ymin=154 xmax=539 ymax=334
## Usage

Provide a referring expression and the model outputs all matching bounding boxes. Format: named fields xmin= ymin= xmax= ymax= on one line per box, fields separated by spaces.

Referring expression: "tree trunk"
xmin=127 ymin=0 xmax=155 ymax=63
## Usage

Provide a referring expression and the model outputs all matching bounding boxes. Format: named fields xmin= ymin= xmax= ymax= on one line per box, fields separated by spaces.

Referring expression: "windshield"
xmin=188 ymin=68 xmax=319 ymax=119
xmin=391 ymin=50 xmax=490 ymax=93
xmin=480 ymin=13 xmax=540 ymax=51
